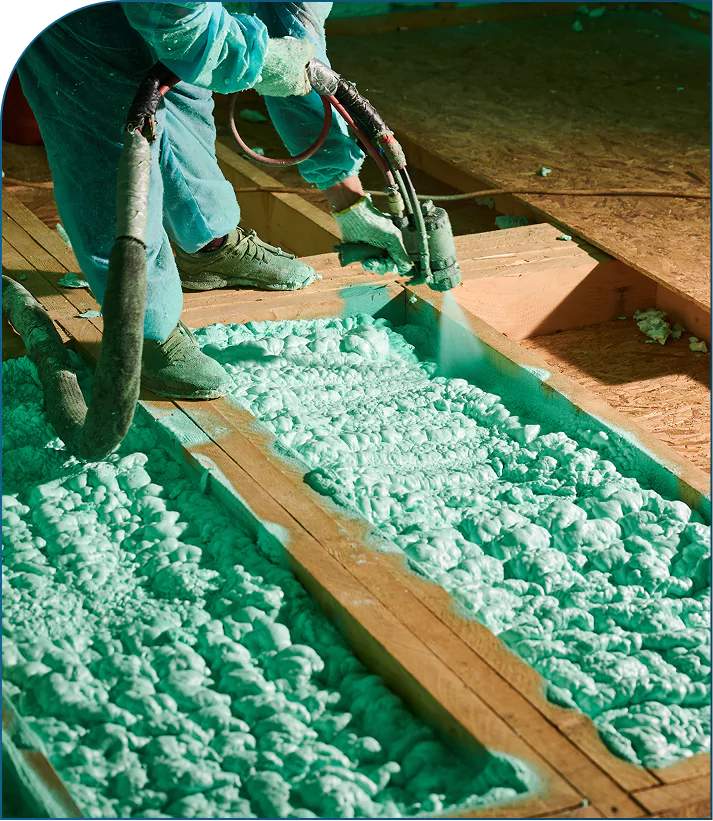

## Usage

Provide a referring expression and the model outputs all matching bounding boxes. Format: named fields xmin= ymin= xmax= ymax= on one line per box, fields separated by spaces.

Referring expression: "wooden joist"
xmin=215 ymin=141 xmax=339 ymax=256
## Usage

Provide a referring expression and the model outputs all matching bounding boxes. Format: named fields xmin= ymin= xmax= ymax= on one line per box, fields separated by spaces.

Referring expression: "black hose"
xmin=2 ymin=64 xmax=172 ymax=460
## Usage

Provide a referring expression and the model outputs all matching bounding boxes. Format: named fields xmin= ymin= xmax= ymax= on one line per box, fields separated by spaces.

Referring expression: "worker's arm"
xmin=122 ymin=2 xmax=271 ymax=93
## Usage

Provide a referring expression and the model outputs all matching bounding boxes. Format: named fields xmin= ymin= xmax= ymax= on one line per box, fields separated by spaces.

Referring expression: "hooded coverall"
xmin=17 ymin=2 xmax=364 ymax=340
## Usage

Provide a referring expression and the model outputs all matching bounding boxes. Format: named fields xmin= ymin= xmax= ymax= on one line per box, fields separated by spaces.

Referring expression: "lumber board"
xmin=540 ymin=805 xmax=604 ymax=819
xmin=215 ymin=140 xmax=339 ymax=256
xmin=632 ymin=775 xmax=711 ymax=817
xmin=181 ymin=280 xmax=403 ymax=327
xmin=328 ymin=11 xmax=711 ymax=310
xmin=454 ymin=241 xmax=658 ymax=341
xmin=652 ymin=754 xmax=712 ymax=786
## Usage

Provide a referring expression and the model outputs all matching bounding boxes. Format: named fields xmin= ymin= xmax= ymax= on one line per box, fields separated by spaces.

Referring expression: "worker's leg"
xmin=161 ymin=80 xmax=317 ymax=291
xmin=16 ymin=6 xmax=232 ymax=398
xmin=249 ymin=2 xmax=364 ymax=189
xmin=16 ymin=9 xmax=183 ymax=342
xmin=160 ymin=82 xmax=241 ymax=254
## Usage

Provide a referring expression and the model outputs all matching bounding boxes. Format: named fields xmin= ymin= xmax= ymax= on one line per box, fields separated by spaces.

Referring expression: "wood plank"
xmin=456 ymin=255 xmax=657 ymax=340
xmin=539 ymin=804 xmax=604 ymax=819
xmin=2 ymin=192 xmax=78 ymax=273
xmin=215 ymin=141 xmax=340 ymax=256
xmin=633 ymin=775 xmax=711 ymax=816
xmin=652 ymin=754 xmax=712 ymax=786
xmin=2 ymin=236 xmax=76 ymax=320
xmin=182 ymin=281 xmax=403 ymax=327
xmin=328 ymin=13 xmax=710 ymax=309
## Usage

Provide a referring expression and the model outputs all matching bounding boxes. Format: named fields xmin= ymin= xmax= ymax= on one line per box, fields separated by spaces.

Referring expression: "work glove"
xmin=333 ymin=195 xmax=414 ymax=275
xmin=253 ymin=36 xmax=316 ymax=98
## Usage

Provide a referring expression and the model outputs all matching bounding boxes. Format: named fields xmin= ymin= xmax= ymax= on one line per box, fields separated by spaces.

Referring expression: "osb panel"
xmin=522 ymin=319 xmax=710 ymax=472
xmin=329 ymin=8 xmax=711 ymax=308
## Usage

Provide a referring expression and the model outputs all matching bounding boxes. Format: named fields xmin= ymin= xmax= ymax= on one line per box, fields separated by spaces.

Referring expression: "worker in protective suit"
xmin=17 ymin=2 xmax=411 ymax=400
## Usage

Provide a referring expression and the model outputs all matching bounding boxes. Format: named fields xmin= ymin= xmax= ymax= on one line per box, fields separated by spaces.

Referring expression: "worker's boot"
xmin=175 ymin=227 xmax=317 ymax=292
xmin=142 ymin=321 xmax=233 ymax=400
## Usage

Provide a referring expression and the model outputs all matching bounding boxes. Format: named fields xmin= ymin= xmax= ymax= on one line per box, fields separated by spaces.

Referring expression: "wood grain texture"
xmin=215 ymin=141 xmax=339 ymax=255
xmin=633 ymin=775 xmax=711 ymax=816
xmin=539 ymin=804 xmax=604 ymax=819
xmin=652 ymin=754 xmax=713 ymax=786
xmin=521 ymin=319 xmax=710 ymax=473
xmin=328 ymin=8 xmax=711 ymax=308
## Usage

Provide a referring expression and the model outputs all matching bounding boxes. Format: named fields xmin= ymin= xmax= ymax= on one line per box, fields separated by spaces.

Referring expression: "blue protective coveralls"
xmin=17 ymin=2 xmax=364 ymax=340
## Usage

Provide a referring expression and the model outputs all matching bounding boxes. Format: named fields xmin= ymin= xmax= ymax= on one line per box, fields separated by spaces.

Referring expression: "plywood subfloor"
xmin=522 ymin=319 xmax=710 ymax=472
xmin=328 ymin=7 xmax=711 ymax=308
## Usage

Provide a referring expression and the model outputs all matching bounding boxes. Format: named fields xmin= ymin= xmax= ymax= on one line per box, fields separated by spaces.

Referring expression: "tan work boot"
xmin=175 ymin=227 xmax=317 ymax=292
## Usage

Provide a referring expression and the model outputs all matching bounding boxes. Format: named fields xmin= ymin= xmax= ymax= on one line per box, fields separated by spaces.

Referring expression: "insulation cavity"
xmin=2 ymin=355 xmax=535 ymax=819
xmin=196 ymin=314 xmax=711 ymax=770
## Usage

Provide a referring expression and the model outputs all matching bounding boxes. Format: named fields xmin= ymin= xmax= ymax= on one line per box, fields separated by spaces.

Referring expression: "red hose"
xmin=227 ymin=92 xmax=396 ymax=189
xmin=324 ymin=95 xmax=395 ymax=187
xmin=228 ymin=92 xmax=333 ymax=166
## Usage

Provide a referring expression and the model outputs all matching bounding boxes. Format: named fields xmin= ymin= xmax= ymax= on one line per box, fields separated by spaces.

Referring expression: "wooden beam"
xmin=632 ymin=774 xmax=711 ymax=817
xmin=652 ymin=753 xmax=712 ymax=786
xmin=449 ymin=225 xmax=659 ymax=340
xmin=215 ymin=140 xmax=339 ymax=256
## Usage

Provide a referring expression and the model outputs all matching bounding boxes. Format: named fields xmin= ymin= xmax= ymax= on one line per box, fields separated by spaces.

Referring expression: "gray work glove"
xmin=333 ymin=195 xmax=413 ymax=275
xmin=253 ymin=36 xmax=316 ymax=97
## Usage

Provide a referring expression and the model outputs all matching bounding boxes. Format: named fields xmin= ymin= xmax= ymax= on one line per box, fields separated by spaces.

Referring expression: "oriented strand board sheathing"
xmin=522 ymin=320 xmax=711 ymax=473
xmin=328 ymin=8 xmax=711 ymax=309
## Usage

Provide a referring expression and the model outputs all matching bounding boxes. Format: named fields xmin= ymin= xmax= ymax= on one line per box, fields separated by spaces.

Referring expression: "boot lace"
xmin=159 ymin=321 xmax=196 ymax=362
xmin=237 ymin=229 xmax=293 ymax=265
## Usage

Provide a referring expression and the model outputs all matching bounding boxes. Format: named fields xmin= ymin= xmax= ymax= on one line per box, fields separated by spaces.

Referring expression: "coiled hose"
xmin=2 ymin=63 xmax=177 ymax=460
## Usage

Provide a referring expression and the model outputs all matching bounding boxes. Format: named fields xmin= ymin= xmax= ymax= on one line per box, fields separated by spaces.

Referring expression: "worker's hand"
xmin=253 ymin=37 xmax=315 ymax=97
xmin=333 ymin=195 xmax=414 ymax=275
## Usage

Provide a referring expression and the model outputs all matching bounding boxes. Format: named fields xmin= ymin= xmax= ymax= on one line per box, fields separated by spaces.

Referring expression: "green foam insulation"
xmin=192 ymin=314 xmax=711 ymax=771
xmin=2 ymin=354 xmax=535 ymax=819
